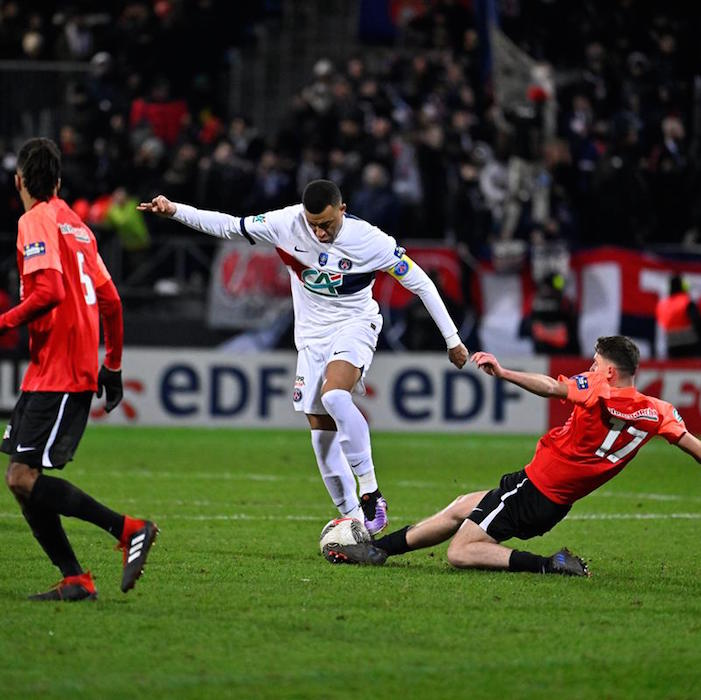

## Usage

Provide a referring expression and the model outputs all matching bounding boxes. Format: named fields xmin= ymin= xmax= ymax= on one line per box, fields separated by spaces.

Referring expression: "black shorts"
xmin=467 ymin=469 xmax=571 ymax=542
xmin=1 ymin=391 xmax=92 ymax=469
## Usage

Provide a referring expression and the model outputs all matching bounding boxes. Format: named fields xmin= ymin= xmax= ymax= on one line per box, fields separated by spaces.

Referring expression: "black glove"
xmin=97 ymin=366 xmax=123 ymax=413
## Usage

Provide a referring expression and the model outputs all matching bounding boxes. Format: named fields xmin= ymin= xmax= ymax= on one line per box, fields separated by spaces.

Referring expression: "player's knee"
xmin=446 ymin=541 xmax=477 ymax=569
xmin=5 ymin=462 xmax=36 ymax=497
xmin=320 ymin=388 xmax=351 ymax=413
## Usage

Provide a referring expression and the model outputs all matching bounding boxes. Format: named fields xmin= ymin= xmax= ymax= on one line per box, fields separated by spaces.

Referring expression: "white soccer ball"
xmin=319 ymin=517 xmax=370 ymax=554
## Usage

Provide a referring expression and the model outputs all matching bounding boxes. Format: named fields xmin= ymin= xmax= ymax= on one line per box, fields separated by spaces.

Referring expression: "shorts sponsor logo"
xmin=339 ymin=258 xmax=353 ymax=271
xmin=301 ymin=269 xmax=343 ymax=296
xmin=574 ymin=375 xmax=589 ymax=390
xmin=295 ymin=375 xmax=305 ymax=387
xmin=393 ymin=260 xmax=409 ymax=277
xmin=16 ymin=444 xmax=35 ymax=452
xmin=23 ymin=241 xmax=46 ymax=259
xmin=394 ymin=246 xmax=406 ymax=258
xmin=318 ymin=252 xmax=328 ymax=267
xmin=293 ymin=388 xmax=303 ymax=402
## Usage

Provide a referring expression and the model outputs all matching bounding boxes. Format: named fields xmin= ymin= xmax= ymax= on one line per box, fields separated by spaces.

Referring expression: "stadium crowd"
xmin=0 ymin=1 xmax=700 ymax=314
xmin=2 ymin=1 xmax=699 ymax=251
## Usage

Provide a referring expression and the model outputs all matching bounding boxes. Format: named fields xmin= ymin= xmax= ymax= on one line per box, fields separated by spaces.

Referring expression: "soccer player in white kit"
xmin=139 ymin=180 xmax=468 ymax=534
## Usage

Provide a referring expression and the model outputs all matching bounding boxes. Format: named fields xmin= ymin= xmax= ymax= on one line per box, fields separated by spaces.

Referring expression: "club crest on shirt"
xmin=318 ymin=252 xmax=328 ymax=267
xmin=23 ymin=241 xmax=46 ymax=259
xmin=574 ymin=375 xmax=589 ymax=390
xmin=339 ymin=258 xmax=353 ymax=271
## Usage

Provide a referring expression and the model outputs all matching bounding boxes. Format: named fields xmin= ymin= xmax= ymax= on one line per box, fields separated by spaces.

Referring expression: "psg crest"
xmin=318 ymin=252 xmax=328 ymax=266
xmin=339 ymin=258 xmax=353 ymax=271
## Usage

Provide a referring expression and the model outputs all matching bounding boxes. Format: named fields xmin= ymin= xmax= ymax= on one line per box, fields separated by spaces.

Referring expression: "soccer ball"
xmin=319 ymin=517 xmax=370 ymax=555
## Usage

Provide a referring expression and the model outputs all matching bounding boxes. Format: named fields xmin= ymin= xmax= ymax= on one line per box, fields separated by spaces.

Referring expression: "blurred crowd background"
xmin=1 ymin=0 xmax=700 ymax=353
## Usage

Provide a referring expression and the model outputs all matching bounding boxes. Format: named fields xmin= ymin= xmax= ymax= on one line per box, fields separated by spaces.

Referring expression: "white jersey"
xmin=240 ymin=204 xmax=399 ymax=347
xmin=172 ymin=202 xmax=461 ymax=351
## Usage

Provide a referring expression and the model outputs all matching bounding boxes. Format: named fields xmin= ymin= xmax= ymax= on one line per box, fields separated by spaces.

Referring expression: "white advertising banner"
xmin=0 ymin=350 xmax=549 ymax=433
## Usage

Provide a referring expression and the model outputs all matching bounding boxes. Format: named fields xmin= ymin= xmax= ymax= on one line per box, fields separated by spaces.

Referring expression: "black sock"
xmin=30 ymin=474 xmax=125 ymax=540
xmin=374 ymin=525 xmax=412 ymax=556
xmin=509 ymin=549 xmax=550 ymax=574
xmin=22 ymin=504 xmax=82 ymax=577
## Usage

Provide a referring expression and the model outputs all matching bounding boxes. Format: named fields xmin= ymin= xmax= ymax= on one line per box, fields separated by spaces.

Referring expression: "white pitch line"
xmin=0 ymin=511 xmax=699 ymax=522
xmin=66 ymin=468 xmax=701 ymax=504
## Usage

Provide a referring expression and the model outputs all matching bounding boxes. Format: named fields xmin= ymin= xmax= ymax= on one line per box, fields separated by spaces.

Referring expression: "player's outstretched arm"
xmin=386 ymin=255 xmax=467 ymax=368
xmin=137 ymin=195 xmax=177 ymax=217
xmin=138 ymin=194 xmax=265 ymax=242
xmin=471 ymin=351 xmax=568 ymax=398
xmin=676 ymin=432 xmax=701 ymax=464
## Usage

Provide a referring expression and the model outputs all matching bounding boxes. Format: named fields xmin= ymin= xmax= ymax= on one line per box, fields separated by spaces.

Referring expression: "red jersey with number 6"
xmin=16 ymin=197 xmax=111 ymax=392
xmin=525 ymin=371 xmax=687 ymax=505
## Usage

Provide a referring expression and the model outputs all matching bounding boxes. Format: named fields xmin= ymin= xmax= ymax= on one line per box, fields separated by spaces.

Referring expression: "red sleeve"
xmin=656 ymin=399 xmax=688 ymax=444
xmin=18 ymin=210 xmax=63 ymax=275
xmin=558 ymin=371 xmax=610 ymax=407
xmin=96 ymin=278 xmax=123 ymax=370
xmin=0 ymin=268 xmax=65 ymax=330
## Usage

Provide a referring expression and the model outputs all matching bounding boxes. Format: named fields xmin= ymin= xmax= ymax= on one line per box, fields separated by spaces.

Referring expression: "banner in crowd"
xmin=3 ymin=351 xmax=701 ymax=434
xmin=207 ymin=239 xmax=291 ymax=329
xmin=476 ymin=246 xmax=701 ymax=359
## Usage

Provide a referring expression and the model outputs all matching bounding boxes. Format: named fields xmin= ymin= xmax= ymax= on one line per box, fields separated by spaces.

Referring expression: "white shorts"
xmin=293 ymin=315 xmax=382 ymax=414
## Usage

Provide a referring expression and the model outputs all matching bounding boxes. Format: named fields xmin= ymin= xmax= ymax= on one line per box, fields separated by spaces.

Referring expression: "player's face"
xmin=590 ymin=352 xmax=615 ymax=378
xmin=304 ymin=203 xmax=346 ymax=243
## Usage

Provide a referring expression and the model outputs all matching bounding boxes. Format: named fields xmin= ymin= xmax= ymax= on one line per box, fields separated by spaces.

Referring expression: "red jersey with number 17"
xmin=525 ymin=371 xmax=687 ymax=505
xmin=17 ymin=197 xmax=111 ymax=392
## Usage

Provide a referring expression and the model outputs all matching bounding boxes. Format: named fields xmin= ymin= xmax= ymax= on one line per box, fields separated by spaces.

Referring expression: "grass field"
xmin=1 ymin=427 xmax=700 ymax=699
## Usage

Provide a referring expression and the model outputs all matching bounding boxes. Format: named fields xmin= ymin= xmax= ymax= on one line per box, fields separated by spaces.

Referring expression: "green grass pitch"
xmin=1 ymin=427 xmax=700 ymax=699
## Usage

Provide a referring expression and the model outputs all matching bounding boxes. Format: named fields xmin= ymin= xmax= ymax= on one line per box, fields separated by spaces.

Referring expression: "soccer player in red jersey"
xmin=324 ymin=336 xmax=701 ymax=575
xmin=0 ymin=138 xmax=158 ymax=601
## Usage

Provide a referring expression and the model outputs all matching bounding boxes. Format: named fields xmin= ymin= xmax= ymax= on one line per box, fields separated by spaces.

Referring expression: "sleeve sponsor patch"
xmin=394 ymin=245 xmax=406 ymax=258
xmin=673 ymin=408 xmax=683 ymax=423
xmin=574 ymin=374 xmax=589 ymax=390
xmin=23 ymin=241 xmax=46 ymax=259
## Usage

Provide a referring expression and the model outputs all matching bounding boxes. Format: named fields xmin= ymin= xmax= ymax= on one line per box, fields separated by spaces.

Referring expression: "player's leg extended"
xmin=5 ymin=461 xmax=83 ymax=577
xmin=307 ymin=414 xmax=363 ymax=520
xmin=373 ymin=491 xmax=487 ymax=556
xmin=320 ymin=359 xmax=387 ymax=533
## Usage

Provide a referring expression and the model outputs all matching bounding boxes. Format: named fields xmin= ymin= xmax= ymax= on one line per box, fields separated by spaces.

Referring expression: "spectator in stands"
xmin=656 ymin=274 xmax=701 ymax=358
xmin=350 ymin=162 xmax=400 ymax=237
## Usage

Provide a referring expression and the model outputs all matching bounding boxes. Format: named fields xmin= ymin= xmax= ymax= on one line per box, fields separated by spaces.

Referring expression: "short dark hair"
xmin=595 ymin=336 xmax=640 ymax=376
xmin=302 ymin=179 xmax=342 ymax=214
xmin=17 ymin=138 xmax=61 ymax=201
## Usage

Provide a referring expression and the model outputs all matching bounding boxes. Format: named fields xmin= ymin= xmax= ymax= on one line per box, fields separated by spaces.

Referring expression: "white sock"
xmin=310 ymin=429 xmax=359 ymax=516
xmin=320 ymin=389 xmax=378 ymax=495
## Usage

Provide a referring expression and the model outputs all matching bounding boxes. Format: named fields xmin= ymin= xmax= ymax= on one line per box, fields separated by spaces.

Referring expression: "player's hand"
xmin=97 ymin=365 xmax=123 ymax=412
xmin=471 ymin=351 xmax=503 ymax=377
xmin=448 ymin=343 xmax=469 ymax=369
xmin=137 ymin=195 xmax=176 ymax=217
